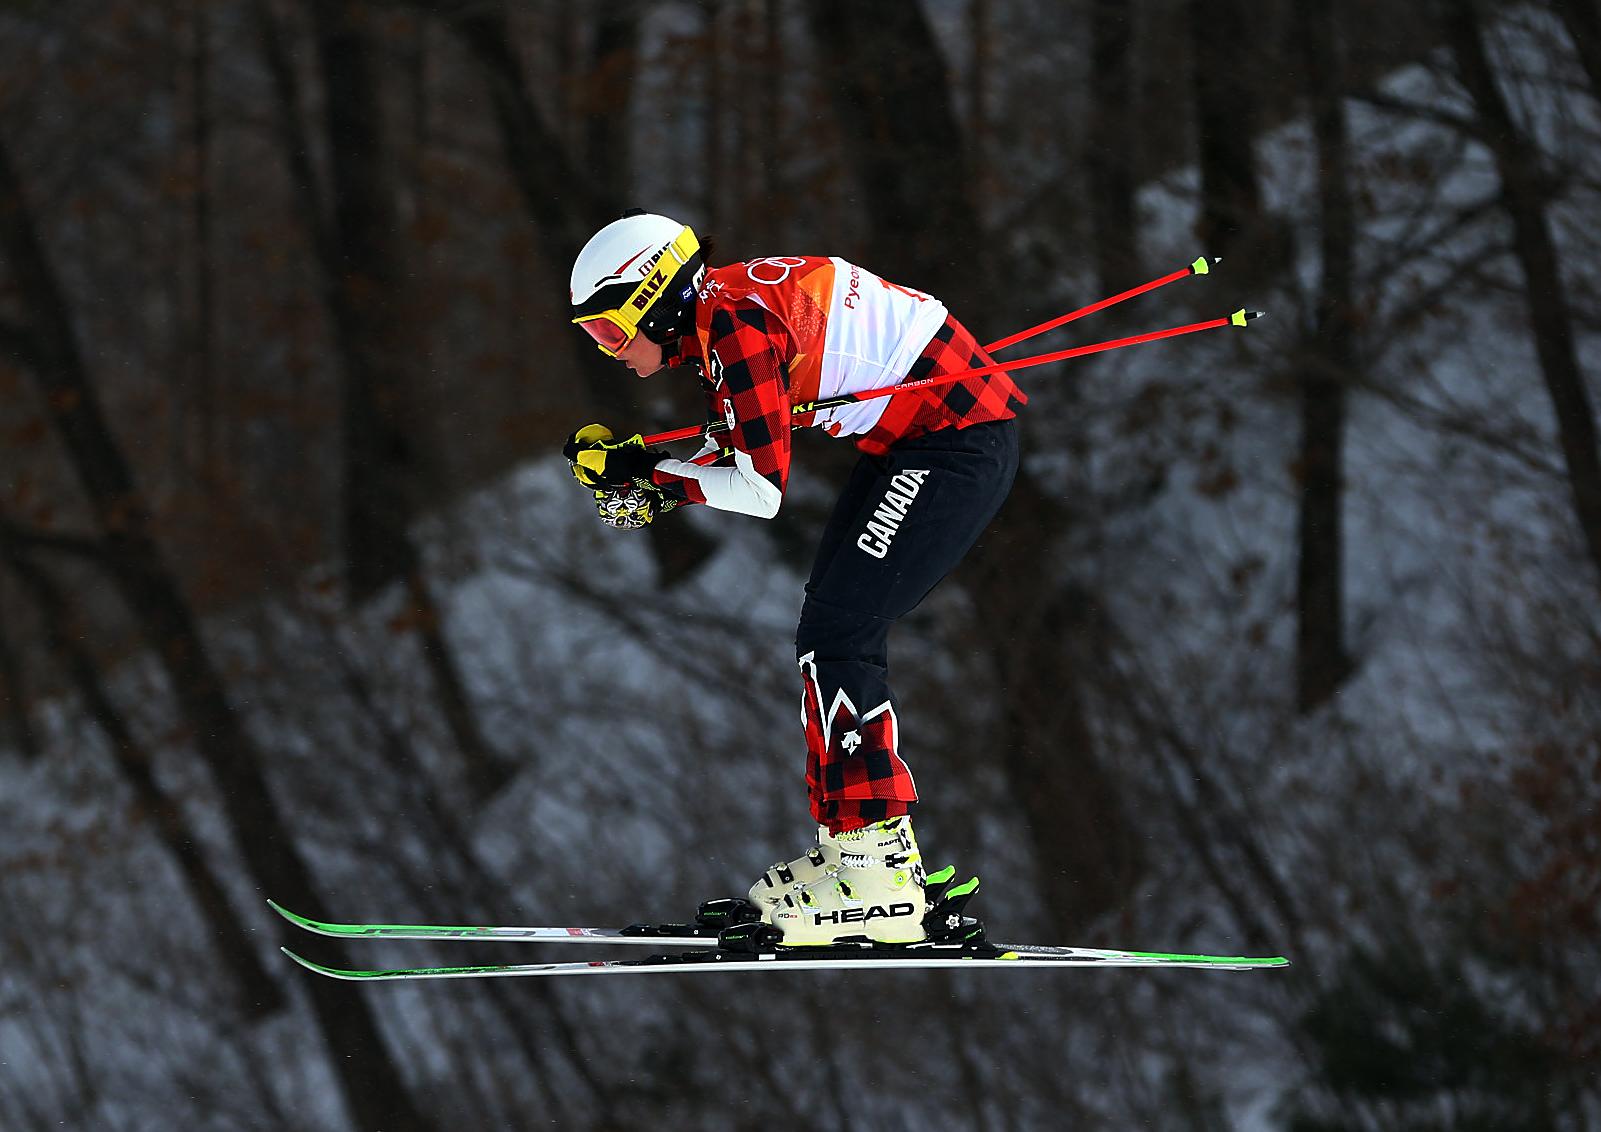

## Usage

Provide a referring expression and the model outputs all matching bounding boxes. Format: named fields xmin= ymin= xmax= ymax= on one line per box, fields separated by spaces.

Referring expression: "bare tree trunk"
xmin=1295 ymin=0 xmax=1356 ymax=712
xmin=962 ymin=479 xmax=1144 ymax=939
xmin=406 ymin=568 xmax=512 ymax=795
xmin=1188 ymin=0 xmax=1263 ymax=260
xmin=1089 ymin=0 xmax=1139 ymax=295
xmin=254 ymin=0 xmax=414 ymax=601
xmin=1442 ymin=0 xmax=1601 ymax=583
xmin=442 ymin=4 xmax=716 ymax=583
xmin=0 ymin=523 xmax=284 ymax=1016
xmin=1549 ymin=0 xmax=1601 ymax=98
xmin=1001 ymin=596 xmax=1142 ymax=937
xmin=307 ymin=0 xmax=426 ymax=603
xmin=184 ymin=0 xmax=219 ymax=472
xmin=0 ymin=128 xmax=439 ymax=1132
xmin=444 ymin=5 xmax=609 ymax=254
xmin=756 ymin=0 xmax=784 ymax=247
xmin=311 ymin=0 xmax=511 ymax=787
xmin=802 ymin=0 xmax=989 ymax=329
xmin=699 ymin=0 xmax=729 ymax=234
xmin=584 ymin=0 xmax=639 ymax=195
xmin=967 ymin=0 xmax=991 ymax=208
xmin=258 ymin=0 xmax=510 ymax=792
xmin=0 ymin=587 xmax=40 ymax=760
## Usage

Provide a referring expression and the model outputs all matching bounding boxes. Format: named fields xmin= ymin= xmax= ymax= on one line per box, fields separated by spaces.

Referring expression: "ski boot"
xmin=770 ymin=817 xmax=927 ymax=946
xmin=747 ymin=825 xmax=838 ymax=913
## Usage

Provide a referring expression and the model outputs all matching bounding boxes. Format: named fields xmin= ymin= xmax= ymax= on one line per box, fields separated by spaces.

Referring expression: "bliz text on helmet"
xmin=856 ymin=469 xmax=930 ymax=559
xmin=631 ymin=267 xmax=669 ymax=310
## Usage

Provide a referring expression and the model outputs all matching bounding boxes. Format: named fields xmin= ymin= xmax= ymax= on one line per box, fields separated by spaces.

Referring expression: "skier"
xmin=564 ymin=210 xmax=1024 ymax=946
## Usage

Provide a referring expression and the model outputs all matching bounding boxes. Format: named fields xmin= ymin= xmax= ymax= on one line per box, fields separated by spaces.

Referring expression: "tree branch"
xmin=1350 ymin=85 xmax=1483 ymax=137
xmin=0 ymin=520 xmax=111 ymax=564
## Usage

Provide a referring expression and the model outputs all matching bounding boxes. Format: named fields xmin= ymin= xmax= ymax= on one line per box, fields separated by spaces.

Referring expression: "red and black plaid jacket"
xmin=650 ymin=297 xmax=1025 ymax=507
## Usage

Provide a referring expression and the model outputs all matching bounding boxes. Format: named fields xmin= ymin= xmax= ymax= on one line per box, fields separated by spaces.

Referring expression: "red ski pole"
xmin=984 ymin=255 xmax=1219 ymax=353
xmin=640 ymin=309 xmax=1262 ymax=446
xmin=797 ymin=308 xmax=1260 ymax=416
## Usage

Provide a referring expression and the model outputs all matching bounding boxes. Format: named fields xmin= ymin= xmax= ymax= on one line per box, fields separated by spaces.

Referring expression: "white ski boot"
xmin=747 ymin=825 xmax=839 ymax=913
xmin=770 ymin=817 xmax=927 ymax=945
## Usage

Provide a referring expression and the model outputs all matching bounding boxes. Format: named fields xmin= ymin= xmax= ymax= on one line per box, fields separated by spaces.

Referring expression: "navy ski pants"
xmin=796 ymin=417 xmax=1018 ymax=831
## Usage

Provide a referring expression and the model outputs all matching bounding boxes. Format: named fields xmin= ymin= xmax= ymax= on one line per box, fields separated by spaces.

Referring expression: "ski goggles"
xmin=572 ymin=226 xmax=700 ymax=357
xmin=573 ymin=310 xmax=638 ymax=356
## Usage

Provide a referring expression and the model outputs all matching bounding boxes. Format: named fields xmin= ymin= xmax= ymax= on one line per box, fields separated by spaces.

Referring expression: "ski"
xmin=280 ymin=942 xmax=1289 ymax=982
xmin=267 ymin=898 xmax=722 ymax=947
xmin=272 ymin=884 xmax=1290 ymax=982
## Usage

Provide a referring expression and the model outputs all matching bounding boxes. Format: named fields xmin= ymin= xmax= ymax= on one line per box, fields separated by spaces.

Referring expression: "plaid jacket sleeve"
xmin=650 ymin=302 xmax=794 ymax=512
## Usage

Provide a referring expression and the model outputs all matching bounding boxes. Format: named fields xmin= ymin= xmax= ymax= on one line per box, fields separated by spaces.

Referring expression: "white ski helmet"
xmin=570 ymin=209 xmax=704 ymax=357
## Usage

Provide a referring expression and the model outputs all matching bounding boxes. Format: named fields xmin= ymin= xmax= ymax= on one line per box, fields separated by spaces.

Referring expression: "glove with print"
xmin=590 ymin=484 xmax=679 ymax=529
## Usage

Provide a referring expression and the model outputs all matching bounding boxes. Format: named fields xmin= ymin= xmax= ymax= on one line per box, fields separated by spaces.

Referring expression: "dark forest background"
xmin=1 ymin=0 xmax=1599 ymax=1129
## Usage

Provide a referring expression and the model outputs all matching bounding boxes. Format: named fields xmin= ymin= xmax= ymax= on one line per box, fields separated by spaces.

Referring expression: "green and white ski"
xmin=268 ymin=899 xmax=718 ymax=947
xmin=271 ymin=898 xmax=1288 ymax=981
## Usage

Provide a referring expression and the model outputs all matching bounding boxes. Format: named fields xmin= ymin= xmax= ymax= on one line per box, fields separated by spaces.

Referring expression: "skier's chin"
xmin=616 ymin=334 xmax=665 ymax=377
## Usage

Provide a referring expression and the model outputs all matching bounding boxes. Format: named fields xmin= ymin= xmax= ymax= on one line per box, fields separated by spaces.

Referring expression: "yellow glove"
xmin=562 ymin=424 xmax=666 ymax=490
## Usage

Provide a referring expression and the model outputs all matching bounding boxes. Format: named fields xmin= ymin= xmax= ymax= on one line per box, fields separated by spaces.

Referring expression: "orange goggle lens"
xmin=575 ymin=313 xmax=635 ymax=356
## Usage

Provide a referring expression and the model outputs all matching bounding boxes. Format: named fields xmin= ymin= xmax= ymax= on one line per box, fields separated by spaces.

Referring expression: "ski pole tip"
xmin=1230 ymin=309 xmax=1264 ymax=326
xmin=1190 ymin=255 xmax=1212 ymax=275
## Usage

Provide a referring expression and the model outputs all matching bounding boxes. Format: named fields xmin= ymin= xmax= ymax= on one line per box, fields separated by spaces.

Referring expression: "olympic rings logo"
xmin=745 ymin=256 xmax=809 ymax=285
